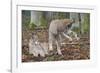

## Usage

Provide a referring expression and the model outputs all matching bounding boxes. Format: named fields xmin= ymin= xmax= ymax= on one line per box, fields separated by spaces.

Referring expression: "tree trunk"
xmin=30 ymin=11 xmax=41 ymax=26
xmin=78 ymin=13 xmax=82 ymax=35
xmin=79 ymin=13 xmax=86 ymax=35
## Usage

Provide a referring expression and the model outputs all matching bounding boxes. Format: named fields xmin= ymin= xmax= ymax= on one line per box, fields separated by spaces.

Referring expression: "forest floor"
xmin=22 ymin=29 xmax=90 ymax=62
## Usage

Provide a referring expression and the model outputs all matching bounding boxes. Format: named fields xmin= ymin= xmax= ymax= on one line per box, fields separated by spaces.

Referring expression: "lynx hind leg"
xmin=56 ymin=40 xmax=62 ymax=55
xmin=49 ymin=41 xmax=53 ymax=51
xmin=49 ymin=32 xmax=54 ymax=51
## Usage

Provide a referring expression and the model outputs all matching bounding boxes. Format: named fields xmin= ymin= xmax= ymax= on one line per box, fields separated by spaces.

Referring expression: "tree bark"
xmin=30 ymin=11 xmax=41 ymax=26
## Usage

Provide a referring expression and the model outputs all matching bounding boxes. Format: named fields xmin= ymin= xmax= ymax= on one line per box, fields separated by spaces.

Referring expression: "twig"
xmin=61 ymin=42 xmax=90 ymax=45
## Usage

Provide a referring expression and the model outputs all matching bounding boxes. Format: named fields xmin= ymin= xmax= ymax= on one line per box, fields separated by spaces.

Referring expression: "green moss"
xmin=82 ymin=14 xmax=90 ymax=34
xmin=40 ymin=17 xmax=47 ymax=27
xmin=72 ymin=27 xmax=80 ymax=34
xmin=29 ymin=22 xmax=37 ymax=30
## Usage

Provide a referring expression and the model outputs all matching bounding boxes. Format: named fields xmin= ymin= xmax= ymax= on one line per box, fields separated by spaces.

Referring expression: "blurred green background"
xmin=22 ymin=10 xmax=90 ymax=36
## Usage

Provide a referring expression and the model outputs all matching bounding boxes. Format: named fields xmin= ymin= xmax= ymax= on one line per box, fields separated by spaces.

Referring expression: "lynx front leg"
xmin=62 ymin=32 xmax=72 ymax=41
xmin=49 ymin=41 xmax=53 ymax=51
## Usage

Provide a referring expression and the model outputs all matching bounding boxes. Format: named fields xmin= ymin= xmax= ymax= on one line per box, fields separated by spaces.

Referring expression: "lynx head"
xmin=63 ymin=19 xmax=75 ymax=26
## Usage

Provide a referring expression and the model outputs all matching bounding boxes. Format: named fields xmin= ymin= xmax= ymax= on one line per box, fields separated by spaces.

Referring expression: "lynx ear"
xmin=63 ymin=19 xmax=71 ymax=25
xmin=63 ymin=19 xmax=74 ymax=26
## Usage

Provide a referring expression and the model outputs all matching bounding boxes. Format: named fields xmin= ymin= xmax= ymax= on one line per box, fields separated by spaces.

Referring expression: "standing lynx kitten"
xmin=49 ymin=19 xmax=79 ymax=55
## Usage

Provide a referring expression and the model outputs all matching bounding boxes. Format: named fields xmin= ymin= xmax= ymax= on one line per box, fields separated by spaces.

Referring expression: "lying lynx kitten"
xmin=29 ymin=34 xmax=48 ymax=57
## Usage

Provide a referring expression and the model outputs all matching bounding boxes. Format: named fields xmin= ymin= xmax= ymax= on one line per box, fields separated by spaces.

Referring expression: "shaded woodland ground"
xmin=22 ymin=28 xmax=90 ymax=62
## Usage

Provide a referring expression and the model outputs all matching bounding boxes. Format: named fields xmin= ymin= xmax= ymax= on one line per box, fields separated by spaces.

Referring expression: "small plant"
xmin=29 ymin=22 xmax=37 ymax=30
